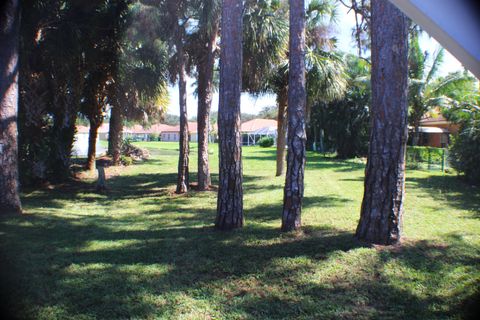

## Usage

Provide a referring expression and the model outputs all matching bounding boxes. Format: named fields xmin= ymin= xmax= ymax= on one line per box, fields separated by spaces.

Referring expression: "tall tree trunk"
xmin=275 ymin=88 xmax=288 ymax=177
xmin=176 ymin=36 xmax=189 ymax=194
xmin=0 ymin=0 xmax=22 ymax=214
xmin=87 ymin=120 xmax=101 ymax=172
xmin=281 ymin=0 xmax=307 ymax=232
xmin=108 ymin=101 xmax=123 ymax=166
xmin=197 ymin=22 xmax=219 ymax=191
xmin=356 ymin=0 xmax=409 ymax=245
xmin=215 ymin=0 xmax=243 ymax=230
xmin=51 ymin=93 xmax=77 ymax=181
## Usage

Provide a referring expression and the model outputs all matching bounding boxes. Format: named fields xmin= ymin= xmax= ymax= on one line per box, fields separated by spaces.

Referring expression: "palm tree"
xmin=80 ymin=1 xmax=130 ymax=172
xmin=0 ymin=0 xmax=22 ymax=214
xmin=154 ymin=0 xmax=193 ymax=193
xmin=408 ymin=33 xmax=474 ymax=145
xmin=255 ymin=0 xmax=346 ymax=176
xmin=191 ymin=0 xmax=221 ymax=191
xmin=281 ymin=0 xmax=307 ymax=231
xmin=356 ymin=0 xmax=409 ymax=245
xmin=311 ymin=54 xmax=370 ymax=158
xmin=215 ymin=0 xmax=244 ymax=230
xmin=108 ymin=2 xmax=170 ymax=165
xmin=240 ymin=0 xmax=289 ymax=176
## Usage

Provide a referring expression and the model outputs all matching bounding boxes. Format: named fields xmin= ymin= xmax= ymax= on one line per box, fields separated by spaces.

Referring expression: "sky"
xmin=165 ymin=2 xmax=465 ymax=117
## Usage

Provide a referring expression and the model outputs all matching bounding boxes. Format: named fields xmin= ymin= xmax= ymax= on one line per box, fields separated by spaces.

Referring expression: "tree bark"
xmin=108 ymin=101 xmax=123 ymax=166
xmin=215 ymin=0 xmax=243 ymax=230
xmin=275 ymin=88 xmax=288 ymax=177
xmin=0 ymin=0 xmax=22 ymax=214
xmin=356 ymin=0 xmax=409 ymax=245
xmin=86 ymin=120 xmax=101 ymax=172
xmin=281 ymin=0 xmax=307 ymax=232
xmin=51 ymin=93 xmax=77 ymax=180
xmin=176 ymin=36 xmax=189 ymax=194
xmin=197 ymin=21 xmax=219 ymax=191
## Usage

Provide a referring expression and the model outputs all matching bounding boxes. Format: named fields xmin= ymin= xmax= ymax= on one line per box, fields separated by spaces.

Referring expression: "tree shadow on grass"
xmin=228 ymin=233 xmax=480 ymax=319
xmin=245 ymin=196 xmax=352 ymax=223
xmin=1 ymin=207 xmax=479 ymax=319
xmin=0 ymin=211 xmax=364 ymax=319
xmin=407 ymin=175 xmax=480 ymax=218
xmin=20 ymin=170 xmax=275 ymax=215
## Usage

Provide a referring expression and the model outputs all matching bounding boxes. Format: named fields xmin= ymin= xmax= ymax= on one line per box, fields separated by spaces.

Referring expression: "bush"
xmin=120 ymin=155 xmax=133 ymax=166
xmin=407 ymin=146 xmax=445 ymax=164
xmin=258 ymin=136 xmax=274 ymax=147
xmin=148 ymin=133 xmax=160 ymax=141
xmin=449 ymin=125 xmax=480 ymax=185
xmin=121 ymin=139 xmax=150 ymax=161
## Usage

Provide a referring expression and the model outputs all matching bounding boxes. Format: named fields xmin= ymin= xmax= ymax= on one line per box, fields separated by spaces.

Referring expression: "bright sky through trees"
xmin=166 ymin=2 xmax=465 ymax=117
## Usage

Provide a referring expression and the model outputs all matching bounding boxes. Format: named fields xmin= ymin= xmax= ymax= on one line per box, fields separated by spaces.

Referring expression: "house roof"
xmin=161 ymin=122 xmax=198 ymax=133
xmin=76 ymin=121 xmax=214 ymax=135
xmin=420 ymin=115 xmax=449 ymax=125
xmin=415 ymin=126 xmax=449 ymax=133
xmin=241 ymin=119 xmax=277 ymax=133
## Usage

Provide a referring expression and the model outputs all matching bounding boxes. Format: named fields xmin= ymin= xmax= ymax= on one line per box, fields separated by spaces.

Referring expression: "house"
xmin=72 ymin=125 xmax=107 ymax=157
xmin=160 ymin=122 xmax=199 ymax=142
xmin=412 ymin=115 xmax=460 ymax=148
xmin=123 ymin=124 xmax=177 ymax=141
xmin=240 ymin=119 xmax=278 ymax=146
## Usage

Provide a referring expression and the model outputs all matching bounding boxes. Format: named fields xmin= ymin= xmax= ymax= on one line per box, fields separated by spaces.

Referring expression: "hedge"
xmin=406 ymin=146 xmax=445 ymax=164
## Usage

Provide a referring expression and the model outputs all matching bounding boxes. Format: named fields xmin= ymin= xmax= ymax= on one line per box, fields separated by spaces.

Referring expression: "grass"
xmin=1 ymin=141 xmax=479 ymax=319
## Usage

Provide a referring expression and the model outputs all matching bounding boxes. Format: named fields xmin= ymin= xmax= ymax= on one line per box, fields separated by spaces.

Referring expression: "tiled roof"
xmin=76 ymin=121 xmax=217 ymax=135
xmin=420 ymin=115 xmax=448 ymax=124
xmin=160 ymin=122 xmax=198 ymax=133
xmin=240 ymin=119 xmax=277 ymax=133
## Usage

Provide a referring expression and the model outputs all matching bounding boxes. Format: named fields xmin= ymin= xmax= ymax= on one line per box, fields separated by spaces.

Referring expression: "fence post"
xmin=427 ymin=147 xmax=432 ymax=170
xmin=442 ymin=148 xmax=446 ymax=172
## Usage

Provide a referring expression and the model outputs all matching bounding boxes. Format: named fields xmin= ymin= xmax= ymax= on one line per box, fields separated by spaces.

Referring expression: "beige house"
xmin=413 ymin=115 xmax=460 ymax=148
xmin=240 ymin=119 xmax=278 ymax=146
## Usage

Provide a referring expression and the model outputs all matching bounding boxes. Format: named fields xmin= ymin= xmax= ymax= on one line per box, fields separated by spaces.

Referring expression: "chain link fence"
xmin=406 ymin=146 xmax=449 ymax=171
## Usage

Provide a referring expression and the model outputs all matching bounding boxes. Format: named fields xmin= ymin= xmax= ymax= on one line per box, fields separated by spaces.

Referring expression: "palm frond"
xmin=425 ymin=48 xmax=444 ymax=85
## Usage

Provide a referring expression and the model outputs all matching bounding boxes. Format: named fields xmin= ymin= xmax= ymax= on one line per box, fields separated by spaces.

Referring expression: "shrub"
xmin=407 ymin=146 xmax=445 ymax=164
xmin=121 ymin=139 xmax=150 ymax=161
xmin=120 ymin=155 xmax=133 ymax=166
xmin=258 ymin=136 xmax=274 ymax=147
xmin=449 ymin=125 xmax=480 ymax=185
xmin=148 ymin=133 xmax=160 ymax=141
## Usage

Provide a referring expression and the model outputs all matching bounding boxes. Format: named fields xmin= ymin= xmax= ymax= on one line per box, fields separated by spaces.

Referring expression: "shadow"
xmin=0 ymin=211 xmax=364 ymax=319
xmin=232 ymin=234 xmax=480 ymax=319
xmin=3 ymin=145 xmax=478 ymax=318
xmin=407 ymin=175 xmax=480 ymax=218
xmin=245 ymin=196 xmax=353 ymax=223
xmin=3 ymin=210 xmax=476 ymax=319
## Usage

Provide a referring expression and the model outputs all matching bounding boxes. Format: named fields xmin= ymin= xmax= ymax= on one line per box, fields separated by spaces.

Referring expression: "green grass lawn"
xmin=1 ymin=142 xmax=479 ymax=319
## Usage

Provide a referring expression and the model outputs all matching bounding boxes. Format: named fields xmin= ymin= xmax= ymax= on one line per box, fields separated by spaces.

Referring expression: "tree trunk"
xmin=197 ymin=21 xmax=219 ymax=191
xmin=275 ymin=88 xmax=288 ymax=177
xmin=356 ymin=0 xmax=409 ymax=245
xmin=108 ymin=101 xmax=123 ymax=166
xmin=0 ymin=0 xmax=22 ymax=214
xmin=281 ymin=0 xmax=307 ymax=232
xmin=51 ymin=96 xmax=77 ymax=180
xmin=176 ymin=36 xmax=189 ymax=194
xmin=87 ymin=120 xmax=100 ymax=172
xmin=215 ymin=0 xmax=243 ymax=230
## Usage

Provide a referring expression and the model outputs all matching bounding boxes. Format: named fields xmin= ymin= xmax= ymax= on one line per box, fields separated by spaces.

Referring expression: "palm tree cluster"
xmin=17 ymin=0 xmax=169 ymax=182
